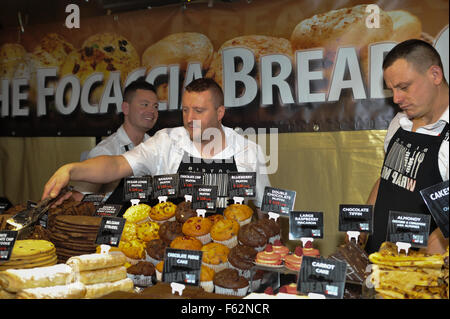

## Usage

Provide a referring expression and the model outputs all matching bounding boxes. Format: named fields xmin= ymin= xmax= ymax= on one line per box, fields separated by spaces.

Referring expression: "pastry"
xmin=120 ymin=221 xmax=138 ymax=242
xmin=207 ymin=214 xmax=225 ymax=225
xmin=237 ymin=223 xmax=267 ymax=251
xmin=175 ymin=201 xmax=197 ymax=224
xmin=201 ymin=242 xmax=230 ymax=272
xmin=155 ymin=261 xmax=164 ymax=282
xmin=254 ymin=217 xmax=281 ymax=244
xmin=213 ymin=268 xmax=249 ymax=297
xmin=145 ymin=239 xmax=168 ymax=265
xmin=303 ymin=241 xmax=320 ymax=257
xmin=83 ymin=277 xmax=134 ymax=299
xmin=16 ymin=282 xmax=86 ymax=299
xmin=136 ymin=220 xmax=160 ymax=242
xmin=227 ymin=244 xmax=257 ymax=279
xmin=158 ymin=220 xmax=183 ymax=244
xmin=77 ymin=266 xmax=127 ymax=285
xmin=223 ymin=204 xmax=254 ymax=226
xmin=255 ymin=244 xmax=282 ymax=267
xmin=149 ymin=201 xmax=177 ymax=223
xmin=200 ymin=265 xmax=215 ymax=293
xmin=122 ymin=204 xmax=151 ymax=224
xmin=118 ymin=239 xmax=146 ymax=261
xmin=182 ymin=216 xmax=213 ymax=244
xmin=169 ymin=236 xmax=203 ymax=251
xmin=279 ymin=283 xmax=298 ymax=295
xmin=126 ymin=261 xmax=155 ymax=287
xmin=210 ymin=218 xmax=239 ymax=248
xmin=66 ymin=251 xmax=127 ymax=272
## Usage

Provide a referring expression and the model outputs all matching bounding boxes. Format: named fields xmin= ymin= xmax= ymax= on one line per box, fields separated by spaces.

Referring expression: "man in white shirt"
xmin=72 ymin=80 xmax=159 ymax=200
xmin=365 ymin=39 xmax=449 ymax=254
xmin=43 ymin=78 xmax=271 ymax=213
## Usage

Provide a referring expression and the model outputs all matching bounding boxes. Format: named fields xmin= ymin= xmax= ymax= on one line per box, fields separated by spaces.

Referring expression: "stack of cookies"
xmin=0 ymin=239 xmax=57 ymax=271
xmin=49 ymin=215 xmax=101 ymax=263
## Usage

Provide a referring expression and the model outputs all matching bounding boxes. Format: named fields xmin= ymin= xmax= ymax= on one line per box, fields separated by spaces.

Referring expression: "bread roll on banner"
xmin=290 ymin=4 xmax=393 ymax=86
xmin=142 ymin=32 xmax=214 ymax=102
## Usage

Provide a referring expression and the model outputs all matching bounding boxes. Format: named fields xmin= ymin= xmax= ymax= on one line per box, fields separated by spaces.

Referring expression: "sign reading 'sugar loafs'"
xmin=420 ymin=180 xmax=449 ymax=238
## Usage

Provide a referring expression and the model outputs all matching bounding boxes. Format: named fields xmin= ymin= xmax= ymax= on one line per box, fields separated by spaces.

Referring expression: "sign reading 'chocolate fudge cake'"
xmin=289 ymin=211 xmax=324 ymax=239
xmin=338 ymin=204 xmax=373 ymax=233
xmin=261 ymin=187 xmax=296 ymax=216
xmin=163 ymin=248 xmax=203 ymax=286
xmin=227 ymin=172 xmax=256 ymax=198
xmin=387 ymin=211 xmax=431 ymax=247
xmin=420 ymin=180 xmax=449 ymax=238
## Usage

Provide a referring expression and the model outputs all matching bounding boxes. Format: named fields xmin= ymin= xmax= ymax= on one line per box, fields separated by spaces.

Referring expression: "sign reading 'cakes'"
xmin=123 ymin=176 xmax=152 ymax=202
xmin=387 ymin=211 xmax=431 ymax=247
xmin=261 ymin=187 xmax=296 ymax=216
xmin=420 ymin=180 xmax=449 ymax=238
xmin=227 ymin=172 xmax=256 ymax=198
xmin=192 ymin=185 xmax=218 ymax=212
xmin=0 ymin=230 xmax=18 ymax=261
xmin=179 ymin=172 xmax=204 ymax=197
xmin=338 ymin=204 xmax=373 ymax=233
xmin=289 ymin=211 xmax=324 ymax=239
xmin=297 ymin=256 xmax=347 ymax=299
xmin=153 ymin=174 xmax=179 ymax=198
xmin=163 ymin=248 xmax=203 ymax=286
xmin=95 ymin=216 xmax=126 ymax=247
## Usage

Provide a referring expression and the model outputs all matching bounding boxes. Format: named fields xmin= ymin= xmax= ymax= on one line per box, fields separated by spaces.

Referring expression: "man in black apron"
xmin=365 ymin=39 xmax=449 ymax=254
xmin=43 ymin=78 xmax=271 ymax=216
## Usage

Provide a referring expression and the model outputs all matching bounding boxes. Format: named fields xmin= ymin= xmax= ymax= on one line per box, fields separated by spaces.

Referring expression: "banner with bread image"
xmin=0 ymin=0 xmax=448 ymax=137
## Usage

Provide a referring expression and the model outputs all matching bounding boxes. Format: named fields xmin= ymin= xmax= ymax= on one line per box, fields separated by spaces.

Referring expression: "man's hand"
xmin=42 ymin=164 xmax=73 ymax=200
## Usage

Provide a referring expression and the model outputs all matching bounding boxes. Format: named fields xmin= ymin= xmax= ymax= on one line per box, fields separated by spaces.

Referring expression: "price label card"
xmin=95 ymin=216 xmax=126 ymax=247
xmin=338 ymin=204 xmax=373 ymax=233
xmin=0 ymin=197 xmax=12 ymax=213
xmin=95 ymin=204 xmax=123 ymax=218
xmin=179 ymin=172 xmax=204 ymax=197
xmin=163 ymin=248 xmax=203 ymax=286
xmin=297 ymin=256 xmax=347 ymax=299
xmin=0 ymin=231 xmax=18 ymax=262
xmin=420 ymin=180 xmax=449 ymax=238
xmin=123 ymin=176 xmax=152 ymax=202
xmin=289 ymin=211 xmax=324 ymax=239
xmin=387 ymin=211 xmax=431 ymax=247
xmin=192 ymin=185 xmax=218 ymax=212
xmin=82 ymin=193 xmax=105 ymax=206
xmin=227 ymin=172 xmax=256 ymax=198
xmin=261 ymin=187 xmax=296 ymax=216
xmin=153 ymin=174 xmax=179 ymax=198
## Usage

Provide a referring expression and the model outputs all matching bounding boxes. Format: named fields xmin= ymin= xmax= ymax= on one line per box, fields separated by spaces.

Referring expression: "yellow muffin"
xmin=170 ymin=236 xmax=203 ymax=251
xmin=201 ymin=242 xmax=230 ymax=266
xmin=121 ymin=221 xmax=138 ymax=242
xmin=123 ymin=204 xmax=151 ymax=224
xmin=223 ymin=204 xmax=254 ymax=226
xmin=149 ymin=201 xmax=177 ymax=223
xmin=118 ymin=239 xmax=146 ymax=260
xmin=210 ymin=218 xmax=240 ymax=248
xmin=136 ymin=221 xmax=160 ymax=242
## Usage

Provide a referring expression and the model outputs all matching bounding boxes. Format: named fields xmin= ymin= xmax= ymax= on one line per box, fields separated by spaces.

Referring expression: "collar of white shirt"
xmin=398 ymin=105 xmax=449 ymax=133
xmin=117 ymin=124 xmax=150 ymax=150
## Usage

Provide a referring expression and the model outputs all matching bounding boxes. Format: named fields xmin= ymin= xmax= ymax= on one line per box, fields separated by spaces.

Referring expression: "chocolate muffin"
xmin=213 ymin=268 xmax=249 ymax=296
xmin=146 ymin=239 xmax=168 ymax=263
xmin=127 ymin=261 xmax=156 ymax=276
xmin=158 ymin=220 xmax=183 ymax=244
xmin=254 ymin=217 xmax=280 ymax=243
xmin=237 ymin=223 xmax=267 ymax=250
xmin=175 ymin=201 xmax=196 ymax=223
xmin=228 ymin=244 xmax=257 ymax=270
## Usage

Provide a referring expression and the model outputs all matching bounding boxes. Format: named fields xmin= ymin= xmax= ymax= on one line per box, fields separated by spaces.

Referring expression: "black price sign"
xmin=338 ymin=204 xmax=373 ymax=233
xmin=95 ymin=216 xmax=126 ymax=247
xmin=387 ymin=211 xmax=431 ymax=247
xmin=0 ymin=197 xmax=12 ymax=213
xmin=123 ymin=176 xmax=152 ymax=202
xmin=297 ymin=256 xmax=347 ymax=299
xmin=228 ymin=172 xmax=256 ymax=198
xmin=179 ymin=172 xmax=204 ymax=196
xmin=192 ymin=185 xmax=218 ymax=212
xmin=82 ymin=193 xmax=105 ymax=206
xmin=95 ymin=204 xmax=123 ymax=217
xmin=153 ymin=174 xmax=179 ymax=198
xmin=0 ymin=230 xmax=18 ymax=262
xmin=420 ymin=180 xmax=449 ymax=238
xmin=289 ymin=211 xmax=324 ymax=239
xmin=261 ymin=187 xmax=296 ymax=216
xmin=163 ymin=248 xmax=203 ymax=286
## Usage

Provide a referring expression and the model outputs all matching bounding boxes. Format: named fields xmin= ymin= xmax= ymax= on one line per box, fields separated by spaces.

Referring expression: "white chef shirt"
xmin=122 ymin=125 xmax=272 ymax=208
xmin=383 ymin=106 xmax=449 ymax=181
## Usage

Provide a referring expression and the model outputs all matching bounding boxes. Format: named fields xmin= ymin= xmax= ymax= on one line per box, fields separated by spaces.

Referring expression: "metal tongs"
xmin=6 ymin=186 xmax=73 ymax=234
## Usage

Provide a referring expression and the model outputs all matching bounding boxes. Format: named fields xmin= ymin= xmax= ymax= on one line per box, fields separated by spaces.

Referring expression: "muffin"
xmin=238 ymin=223 xmax=268 ymax=251
xmin=175 ymin=201 xmax=197 ymax=224
xmin=254 ymin=217 xmax=281 ymax=244
xmin=210 ymin=218 xmax=240 ymax=248
xmin=207 ymin=214 xmax=225 ymax=225
xmin=136 ymin=221 xmax=160 ymax=242
xmin=123 ymin=204 xmax=151 ymax=224
xmin=200 ymin=265 xmax=215 ymax=293
xmin=149 ymin=201 xmax=177 ymax=224
xmin=227 ymin=244 xmax=257 ymax=279
xmin=170 ymin=235 xmax=203 ymax=251
xmin=182 ymin=216 xmax=213 ymax=244
xmin=126 ymin=261 xmax=155 ymax=286
xmin=201 ymin=242 xmax=230 ymax=272
xmin=145 ymin=239 xmax=168 ymax=265
xmin=224 ymin=204 xmax=254 ymax=226
xmin=158 ymin=221 xmax=183 ymax=244
xmin=118 ymin=239 xmax=146 ymax=261
xmin=155 ymin=261 xmax=164 ymax=282
xmin=213 ymin=268 xmax=249 ymax=297
xmin=121 ymin=221 xmax=138 ymax=242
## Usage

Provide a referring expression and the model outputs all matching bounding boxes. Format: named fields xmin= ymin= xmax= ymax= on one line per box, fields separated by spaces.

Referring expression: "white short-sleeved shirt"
xmin=383 ymin=106 xmax=449 ymax=181
xmin=122 ymin=125 xmax=272 ymax=208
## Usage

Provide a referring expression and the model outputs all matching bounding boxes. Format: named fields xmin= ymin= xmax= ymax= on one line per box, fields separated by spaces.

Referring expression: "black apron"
xmin=365 ymin=122 xmax=449 ymax=254
xmin=177 ymin=151 xmax=238 ymax=214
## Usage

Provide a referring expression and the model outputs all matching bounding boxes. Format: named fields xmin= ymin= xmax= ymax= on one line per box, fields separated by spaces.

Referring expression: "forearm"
xmin=69 ymin=155 xmax=131 ymax=184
